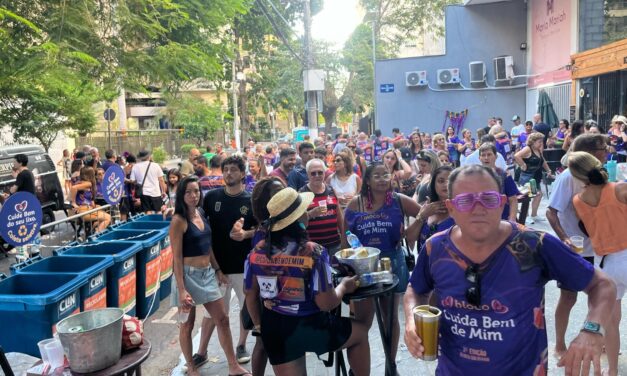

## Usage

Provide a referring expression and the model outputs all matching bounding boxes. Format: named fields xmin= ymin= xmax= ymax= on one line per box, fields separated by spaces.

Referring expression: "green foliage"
xmin=152 ymin=146 xmax=167 ymax=164
xmin=163 ymin=94 xmax=224 ymax=147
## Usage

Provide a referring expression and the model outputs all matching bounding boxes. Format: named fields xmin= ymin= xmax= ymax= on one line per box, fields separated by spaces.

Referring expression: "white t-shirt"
xmin=510 ymin=124 xmax=525 ymax=146
xmin=461 ymin=149 xmax=507 ymax=171
xmin=130 ymin=161 xmax=164 ymax=198
xmin=547 ymin=169 xmax=593 ymax=257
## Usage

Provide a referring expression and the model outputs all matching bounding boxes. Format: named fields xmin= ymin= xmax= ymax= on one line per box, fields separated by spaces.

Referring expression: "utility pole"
xmin=303 ymin=0 xmax=318 ymax=139
xmin=370 ymin=12 xmax=377 ymax=134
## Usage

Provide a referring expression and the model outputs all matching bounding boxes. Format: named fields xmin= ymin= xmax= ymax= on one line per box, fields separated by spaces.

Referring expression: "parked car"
xmin=0 ymin=145 xmax=65 ymax=241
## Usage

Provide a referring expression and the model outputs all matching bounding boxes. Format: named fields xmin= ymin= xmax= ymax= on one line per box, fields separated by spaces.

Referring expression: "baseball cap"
xmin=512 ymin=115 xmax=520 ymax=121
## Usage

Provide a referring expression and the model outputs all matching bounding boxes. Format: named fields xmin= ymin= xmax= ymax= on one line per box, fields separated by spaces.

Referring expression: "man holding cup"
xmin=403 ymin=165 xmax=616 ymax=375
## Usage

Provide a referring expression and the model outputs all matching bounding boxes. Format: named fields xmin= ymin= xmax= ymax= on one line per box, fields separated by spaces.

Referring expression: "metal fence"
xmin=76 ymin=129 xmax=227 ymax=158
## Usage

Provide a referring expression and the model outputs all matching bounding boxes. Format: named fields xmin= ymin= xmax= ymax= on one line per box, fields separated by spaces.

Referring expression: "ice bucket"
xmin=56 ymin=307 xmax=124 ymax=373
xmin=335 ymin=247 xmax=381 ymax=275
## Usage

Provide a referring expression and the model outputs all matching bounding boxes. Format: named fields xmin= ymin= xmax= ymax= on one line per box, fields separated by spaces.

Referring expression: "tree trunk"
xmin=239 ymin=79 xmax=249 ymax=143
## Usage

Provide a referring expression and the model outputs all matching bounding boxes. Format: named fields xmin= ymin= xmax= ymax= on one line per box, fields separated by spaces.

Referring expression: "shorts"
xmin=557 ymin=256 xmax=594 ymax=291
xmin=203 ymin=273 xmax=245 ymax=318
xmin=170 ymin=265 xmax=223 ymax=307
xmin=519 ymin=171 xmax=542 ymax=186
xmin=381 ymin=249 xmax=409 ymax=294
xmin=597 ymin=250 xmax=627 ymax=300
xmin=140 ymin=195 xmax=163 ymax=212
xmin=261 ymin=308 xmax=352 ymax=365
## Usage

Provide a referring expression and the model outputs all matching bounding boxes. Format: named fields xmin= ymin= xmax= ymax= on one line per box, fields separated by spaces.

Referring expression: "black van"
xmin=0 ymin=145 xmax=65 ymax=229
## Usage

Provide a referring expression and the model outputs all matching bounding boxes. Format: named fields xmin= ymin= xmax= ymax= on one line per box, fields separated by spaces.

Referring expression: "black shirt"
xmin=533 ymin=122 xmax=551 ymax=147
xmin=202 ymin=188 xmax=257 ymax=274
xmin=15 ymin=169 xmax=35 ymax=194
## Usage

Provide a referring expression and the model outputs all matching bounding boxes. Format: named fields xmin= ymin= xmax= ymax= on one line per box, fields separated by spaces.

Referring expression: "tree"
xmin=163 ymin=94 xmax=224 ymax=147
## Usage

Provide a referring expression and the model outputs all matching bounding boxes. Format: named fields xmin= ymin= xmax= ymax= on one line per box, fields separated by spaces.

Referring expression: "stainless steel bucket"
xmin=56 ymin=308 xmax=124 ymax=373
xmin=335 ymin=247 xmax=381 ymax=275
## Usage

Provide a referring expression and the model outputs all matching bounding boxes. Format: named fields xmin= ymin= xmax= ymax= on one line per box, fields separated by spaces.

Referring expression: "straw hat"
xmin=265 ymin=188 xmax=314 ymax=232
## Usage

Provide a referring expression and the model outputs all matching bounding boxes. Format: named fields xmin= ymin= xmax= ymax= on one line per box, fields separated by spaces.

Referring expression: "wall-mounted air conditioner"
xmin=469 ymin=61 xmax=486 ymax=85
xmin=437 ymin=68 xmax=460 ymax=85
xmin=494 ymin=56 xmax=514 ymax=82
xmin=405 ymin=71 xmax=428 ymax=87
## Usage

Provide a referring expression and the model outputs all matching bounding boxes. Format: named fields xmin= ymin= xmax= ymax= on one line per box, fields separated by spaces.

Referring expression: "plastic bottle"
xmin=346 ymin=231 xmax=362 ymax=249
xmin=605 ymin=160 xmax=617 ymax=182
xmin=529 ymin=178 xmax=537 ymax=195
xmin=359 ymin=271 xmax=393 ymax=287
xmin=15 ymin=246 xmax=29 ymax=264
xmin=30 ymin=235 xmax=41 ymax=258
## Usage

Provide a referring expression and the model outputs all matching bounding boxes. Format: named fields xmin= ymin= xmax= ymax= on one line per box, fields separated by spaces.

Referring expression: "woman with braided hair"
xmin=244 ymin=187 xmax=370 ymax=375
xmin=569 ymin=151 xmax=627 ymax=376
xmin=343 ymin=161 xmax=422 ymax=370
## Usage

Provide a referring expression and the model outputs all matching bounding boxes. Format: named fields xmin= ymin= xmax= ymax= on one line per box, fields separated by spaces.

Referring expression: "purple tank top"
xmin=344 ymin=197 xmax=403 ymax=253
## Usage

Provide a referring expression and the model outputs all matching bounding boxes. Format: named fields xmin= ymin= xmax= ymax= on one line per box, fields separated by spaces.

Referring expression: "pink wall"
xmin=529 ymin=0 xmax=572 ymax=87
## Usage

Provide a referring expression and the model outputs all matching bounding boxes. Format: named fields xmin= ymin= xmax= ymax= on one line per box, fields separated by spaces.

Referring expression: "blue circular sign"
xmin=0 ymin=192 xmax=43 ymax=247
xmin=101 ymin=164 xmax=125 ymax=206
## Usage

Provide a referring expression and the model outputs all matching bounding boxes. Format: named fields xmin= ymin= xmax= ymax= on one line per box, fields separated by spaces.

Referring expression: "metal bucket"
xmin=56 ymin=308 xmax=124 ymax=373
xmin=335 ymin=247 xmax=381 ymax=275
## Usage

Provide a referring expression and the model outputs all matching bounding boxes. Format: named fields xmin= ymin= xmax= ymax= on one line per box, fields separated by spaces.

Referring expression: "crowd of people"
xmin=57 ymin=112 xmax=625 ymax=375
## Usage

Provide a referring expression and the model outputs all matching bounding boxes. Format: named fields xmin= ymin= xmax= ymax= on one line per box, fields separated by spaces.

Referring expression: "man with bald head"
xmin=180 ymin=148 xmax=201 ymax=177
xmin=533 ymin=113 xmax=551 ymax=148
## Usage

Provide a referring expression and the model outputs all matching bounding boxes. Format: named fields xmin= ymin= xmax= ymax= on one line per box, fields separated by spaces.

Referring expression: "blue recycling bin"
xmin=113 ymin=219 xmax=173 ymax=301
xmin=54 ymin=241 xmax=141 ymax=316
xmin=0 ymin=273 xmax=84 ymax=356
xmin=11 ymin=254 xmax=113 ymax=312
xmin=90 ymin=229 xmax=163 ymax=319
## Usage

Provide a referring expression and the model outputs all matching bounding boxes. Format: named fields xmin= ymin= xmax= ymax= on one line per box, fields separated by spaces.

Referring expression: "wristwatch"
xmin=581 ymin=321 xmax=605 ymax=336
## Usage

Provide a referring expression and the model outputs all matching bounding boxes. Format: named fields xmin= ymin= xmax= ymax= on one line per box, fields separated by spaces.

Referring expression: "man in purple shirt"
xmin=403 ymin=165 xmax=615 ymax=375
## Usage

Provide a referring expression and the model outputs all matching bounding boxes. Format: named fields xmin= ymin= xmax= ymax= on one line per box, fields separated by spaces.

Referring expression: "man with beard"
xmin=269 ymin=148 xmax=296 ymax=185
xmin=195 ymin=155 xmax=258 ymax=367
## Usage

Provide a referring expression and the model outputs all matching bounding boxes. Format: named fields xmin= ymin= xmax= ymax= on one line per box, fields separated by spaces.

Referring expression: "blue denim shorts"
xmin=170 ymin=265 xmax=222 ymax=307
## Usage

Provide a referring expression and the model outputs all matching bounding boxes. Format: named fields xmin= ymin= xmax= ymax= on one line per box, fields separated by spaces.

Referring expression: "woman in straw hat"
xmin=244 ymin=187 xmax=370 ymax=375
xmin=169 ymin=176 xmax=251 ymax=376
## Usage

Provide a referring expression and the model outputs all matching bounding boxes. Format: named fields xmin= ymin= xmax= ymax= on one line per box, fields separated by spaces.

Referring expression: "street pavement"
xmin=1 ymin=195 xmax=625 ymax=375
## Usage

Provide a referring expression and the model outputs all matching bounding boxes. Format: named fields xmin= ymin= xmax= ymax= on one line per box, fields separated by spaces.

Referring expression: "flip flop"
xmin=191 ymin=352 xmax=208 ymax=367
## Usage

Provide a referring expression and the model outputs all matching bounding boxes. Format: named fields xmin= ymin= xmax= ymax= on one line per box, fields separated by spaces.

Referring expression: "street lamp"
xmin=367 ymin=11 xmax=377 ymax=133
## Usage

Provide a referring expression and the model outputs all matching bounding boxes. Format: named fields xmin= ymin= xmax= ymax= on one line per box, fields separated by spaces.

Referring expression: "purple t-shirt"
xmin=418 ymin=216 xmax=455 ymax=252
xmin=244 ymin=174 xmax=256 ymax=193
xmin=244 ymin=240 xmax=332 ymax=317
xmin=344 ymin=197 xmax=403 ymax=253
xmin=410 ymin=223 xmax=594 ymax=375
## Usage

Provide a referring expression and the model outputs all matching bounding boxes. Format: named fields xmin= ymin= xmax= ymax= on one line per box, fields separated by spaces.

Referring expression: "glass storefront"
xmin=579 ymin=70 xmax=627 ymax=131
xmin=579 ymin=0 xmax=627 ymax=51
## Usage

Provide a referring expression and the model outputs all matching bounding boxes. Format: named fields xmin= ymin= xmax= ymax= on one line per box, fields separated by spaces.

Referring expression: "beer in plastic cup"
xmin=319 ymin=199 xmax=327 ymax=214
xmin=413 ymin=305 xmax=441 ymax=361
xmin=570 ymin=235 xmax=584 ymax=254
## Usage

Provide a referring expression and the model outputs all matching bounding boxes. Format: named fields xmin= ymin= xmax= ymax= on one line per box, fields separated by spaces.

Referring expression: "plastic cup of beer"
xmin=570 ymin=235 xmax=584 ymax=254
xmin=413 ymin=305 xmax=441 ymax=361
xmin=319 ymin=199 xmax=327 ymax=214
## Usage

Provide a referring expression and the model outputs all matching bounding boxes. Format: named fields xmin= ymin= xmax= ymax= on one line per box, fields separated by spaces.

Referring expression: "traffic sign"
xmin=380 ymin=84 xmax=395 ymax=93
xmin=104 ymin=108 xmax=116 ymax=121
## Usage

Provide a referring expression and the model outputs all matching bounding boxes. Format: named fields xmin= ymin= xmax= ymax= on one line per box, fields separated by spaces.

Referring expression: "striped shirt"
xmin=299 ymin=185 xmax=341 ymax=249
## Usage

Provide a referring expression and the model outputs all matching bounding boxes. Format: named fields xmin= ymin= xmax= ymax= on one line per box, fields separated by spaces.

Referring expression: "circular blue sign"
xmin=101 ymin=164 xmax=125 ymax=206
xmin=0 ymin=192 xmax=43 ymax=247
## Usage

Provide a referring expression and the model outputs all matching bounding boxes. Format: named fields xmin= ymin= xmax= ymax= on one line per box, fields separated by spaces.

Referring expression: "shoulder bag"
xmin=395 ymin=193 xmax=416 ymax=270
xmin=134 ymin=161 xmax=152 ymax=198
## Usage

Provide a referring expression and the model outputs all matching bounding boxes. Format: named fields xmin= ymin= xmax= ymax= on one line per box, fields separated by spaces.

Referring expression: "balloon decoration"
xmin=442 ymin=109 xmax=469 ymax=135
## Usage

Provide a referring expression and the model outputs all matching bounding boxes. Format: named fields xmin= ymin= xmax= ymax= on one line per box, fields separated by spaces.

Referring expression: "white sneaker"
xmin=532 ymin=216 xmax=545 ymax=222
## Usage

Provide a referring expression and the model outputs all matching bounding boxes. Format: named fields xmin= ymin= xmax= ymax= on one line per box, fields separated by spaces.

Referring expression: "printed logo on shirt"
xmin=258 ymin=275 xmax=278 ymax=299
xmin=250 ymin=253 xmax=314 ymax=269
xmin=214 ymin=201 xmax=221 ymax=212
xmin=279 ymin=277 xmax=305 ymax=302
xmin=240 ymin=206 xmax=249 ymax=216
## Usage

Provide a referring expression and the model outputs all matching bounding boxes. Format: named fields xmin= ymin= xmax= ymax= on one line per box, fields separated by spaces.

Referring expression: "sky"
xmin=311 ymin=0 xmax=363 ymax=49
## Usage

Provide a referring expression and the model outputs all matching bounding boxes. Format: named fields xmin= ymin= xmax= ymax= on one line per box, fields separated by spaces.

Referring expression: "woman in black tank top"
xmin=514 ymin=132 xmax=554 ymax=221
xmin=170 ymin=176 xmax=251 ymax=376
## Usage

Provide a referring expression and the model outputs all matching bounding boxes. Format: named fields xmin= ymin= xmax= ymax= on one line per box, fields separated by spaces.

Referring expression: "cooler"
xmin=90 ymin=229 xmax=163 ymax=319
xmin=113 ymin=219 xmax=173 ymax=301
xmin=54 ymin=241 xmax=141 ymax=316
xmin=0 ymin=273 xmax=83 ymax=356
xmin=10 ymin=254 xmax=113 ymax=312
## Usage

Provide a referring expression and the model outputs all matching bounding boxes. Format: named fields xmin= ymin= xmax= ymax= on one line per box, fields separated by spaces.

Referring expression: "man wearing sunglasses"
xmin=403 ymin=165 xmax=616 ymax=375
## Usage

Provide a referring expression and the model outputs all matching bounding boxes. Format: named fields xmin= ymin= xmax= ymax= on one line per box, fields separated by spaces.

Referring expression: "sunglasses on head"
xmin=417 ymin=153 xmax=431 ymax=162
xmin=450 ymin=191 xmax=502 ymax=212
xmin=465 ymin=264 xmax=481 ymax=306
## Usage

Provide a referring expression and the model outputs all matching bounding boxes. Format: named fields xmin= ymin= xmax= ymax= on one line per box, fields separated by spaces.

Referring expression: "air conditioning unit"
xmin=405 ymin=71 xmax=428 ymax=87
xmin=494 ymin=56 xmax=514 ymax=82
xmin=437 ymin=68 xmax=460 ymax=85
xmin=469 ymin=61 xmax=486 ymax=85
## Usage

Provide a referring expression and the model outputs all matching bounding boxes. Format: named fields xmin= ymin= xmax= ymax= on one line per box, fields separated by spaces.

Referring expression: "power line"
xmin=263 ymin=0 xmax=293 ymax=32
xmin=254 ymin=0 xmax=306 ymax=65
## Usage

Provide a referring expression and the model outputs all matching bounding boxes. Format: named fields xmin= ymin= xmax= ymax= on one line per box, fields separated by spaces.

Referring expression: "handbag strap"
xmin=394 ymin=193 xmax=409 ymax=248
xmin=140 ymin=161 xmax=151 ymax=187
